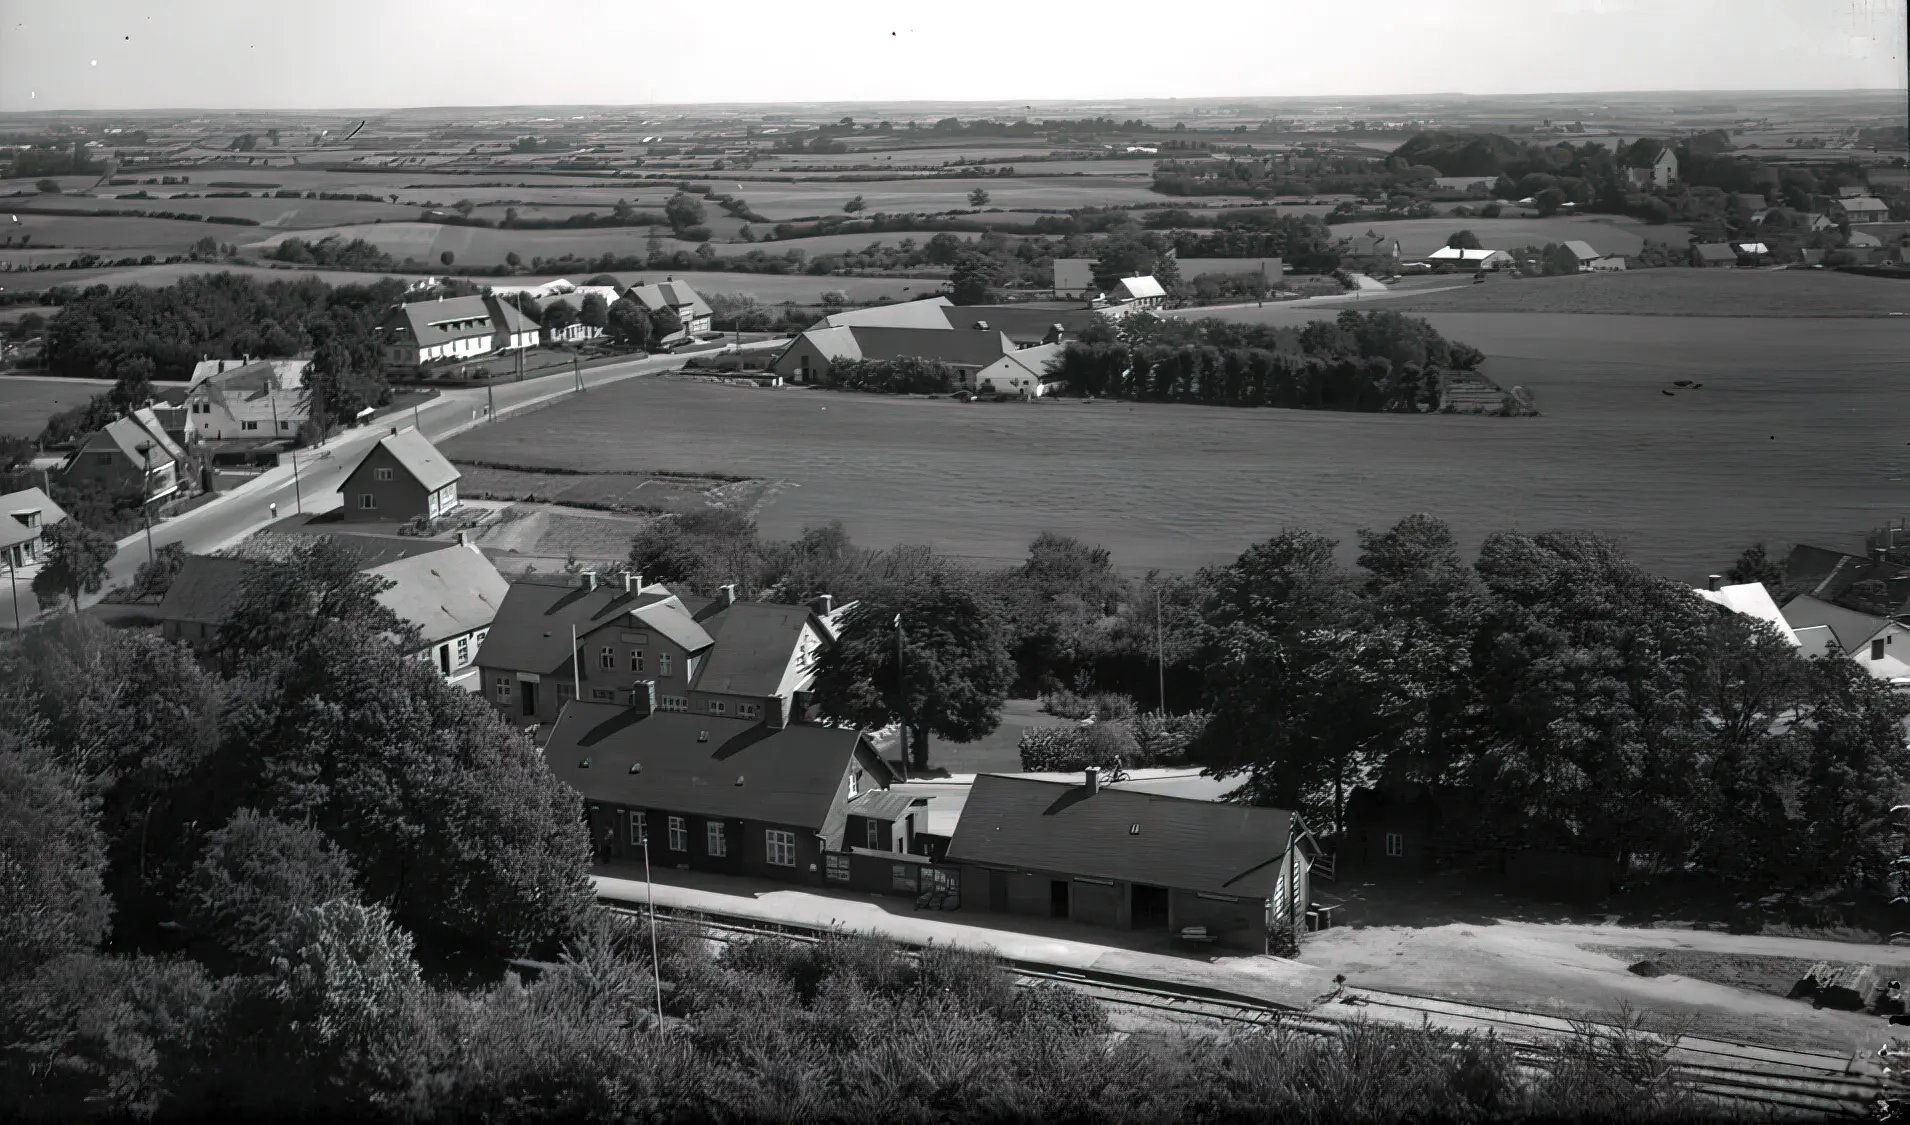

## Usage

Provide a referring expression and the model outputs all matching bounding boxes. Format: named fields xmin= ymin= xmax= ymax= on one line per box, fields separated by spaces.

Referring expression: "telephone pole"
xmin=895 ymin=613 xmax=909 ymax=772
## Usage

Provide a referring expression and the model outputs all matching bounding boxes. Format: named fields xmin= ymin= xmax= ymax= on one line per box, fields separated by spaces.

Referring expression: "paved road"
xmin=3 ymin=345 xmax=780 ymax=629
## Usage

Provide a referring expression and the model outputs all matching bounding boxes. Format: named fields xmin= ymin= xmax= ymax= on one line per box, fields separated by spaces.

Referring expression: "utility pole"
xmin=573 ymin=354 xmax=583 ymax=394
xmin=291 ymin=451 xmax=303 ymax=514
xmin=894 ymin=613 xmax=909 ymax=772
xmin=487 ymin=378 xmax=496 ymax=423
xmin=1156 ymin=586 xmax=1166 ymax=714
xmin=7 ymin=555 xmax=20 ymax=631
xmin=571 ymin=623 xmax=582 ymax=702
xmin=643 ymin=830 xmax=663 ymax=1026
xmin=135 ymin=442 xmax=156 ymax=564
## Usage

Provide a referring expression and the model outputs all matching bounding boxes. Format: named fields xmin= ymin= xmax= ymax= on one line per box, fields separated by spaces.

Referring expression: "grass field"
xmin=1337 ymin=269 xmax=1910 ymax=318
xmin=735 ymin=176 xmax=1199 ymax=220
xmin=443 ymin=313 xmax=1910 ymax=581
xmin=0 ymin=378 xmax=103 ymax=437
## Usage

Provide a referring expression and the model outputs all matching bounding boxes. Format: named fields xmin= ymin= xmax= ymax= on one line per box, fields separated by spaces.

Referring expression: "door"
xmin=989 ymin=870 xmax=1008 ymax=913
xmin=1131 ymin=884 xmax=1170 ymax=929
xmin=520 ymin=680 xmax=539 ymax=718
xmin=1050 ymin=880 xmax=1070 ymax=920
xmin=438 ymin=644 xmax=451 ymax=676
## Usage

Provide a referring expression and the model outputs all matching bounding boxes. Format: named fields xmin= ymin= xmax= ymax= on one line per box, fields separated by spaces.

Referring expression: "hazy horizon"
xmin=2 ymin=0 xmax=1904 ymax=114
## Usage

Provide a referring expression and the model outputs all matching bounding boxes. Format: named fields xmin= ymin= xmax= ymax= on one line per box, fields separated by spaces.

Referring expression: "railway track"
xmin=598 ymin=898 xmax=1887 ymax=1119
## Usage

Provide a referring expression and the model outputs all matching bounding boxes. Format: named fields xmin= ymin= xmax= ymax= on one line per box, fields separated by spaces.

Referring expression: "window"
xmin=281 ymin=420 xmax=292 ymax=430
xmin=892 ymin=864 xmax=919 ymax=893
xmin=374 ymin=467 xmax=393 ymax=481
xmin=456 ymin=637 xmax=469 ymax=665
xmin=599 ymin=646 xmax=616 ymax=671
xmin=591 ymin=688 xmax=614 ymax=702
xmin=707 ymin=699 xmax=726 ymax=715
xmin=1384 ymin=832 xmax=1404 ymax=858
xmin=242 ymin=420 xmax=259 ymax=431
xmin=493 ymin=676 xmax=513 ymax=703
xmin=1874 ymin=638 xmax=1888 ymax=661
xmin=629 ymin=811 xmax=647 ymax=846
xmin=737 ymin=702 xmax=761 ymax=720
xmin=358 ymin=494 xmax=376 ymax=510
xmin=765 ymin=830 xmax=795 ymax=867
xmin=825 ymin=854 xmax=851 ymax=882
xmin=630 ymin=649 xmax=644 ymax=672
xmin=865 ymin=819 xmax=881 ymax=849
xmin=706 ymin=821 xmax=727 ymax=857
xmin=668 ymin=816 xmax=687 ymax=852
xmin=659 ymin=653 xmax=673 ymax=677
xmin=661 ymin=696 xmax=688 ymax=712
xmin=848 ymin=767 xmax=862 ymax=799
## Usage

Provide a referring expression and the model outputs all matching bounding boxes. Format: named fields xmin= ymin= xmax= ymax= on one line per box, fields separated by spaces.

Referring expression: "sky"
xmin=0 ymin=0 xmax=1905 ymax=112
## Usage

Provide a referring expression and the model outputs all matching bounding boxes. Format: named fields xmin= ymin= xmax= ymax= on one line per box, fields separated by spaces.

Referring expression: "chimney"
xmin=623 ymin=572 xmax=636 ymax=593
xmin=1085 ymin=767 xmax=1100 ymax=795
xmin=389 ymin=426 xmax=398 ymax=436
xmin=1875 ymin=547 xmax=1889 ymax=564
xmin=1707 ymin=574 xmax=1722 ymax=591
xmin=455 ymin=530 xmax=468 ymax=547
xmin=631 ymin=679 xmax=656 ymax=715
xmin=582 ymin=570 xmax=597 ymax=591
xmin=809 ymin=593 xmax=834 ymax=616
xmin=767 ymin=694 xmax=790 ymax=729
xmin=974 ymin=320 xmax=989 ymax=331
xmin=718 ymin=583 xmax=737 ymax=607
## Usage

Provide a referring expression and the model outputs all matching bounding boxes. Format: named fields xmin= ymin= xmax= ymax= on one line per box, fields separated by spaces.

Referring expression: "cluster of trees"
xmin=1046 ymin=310 xmax=1483 ymax=411
xmin=823 ymin=356 xmax=965 ymax=395
xmin=35 ymin=274 xmax=401 ymax=440
xmin=1188 ymin=519 xmax=1910 ymax=894
xmin=1153 ymin=150 xmax=1404 ymax=199
xmin=5 ymin=139 xmax=97 ymax=178
xmin=269 ymin=235 xmax=395 ymax=271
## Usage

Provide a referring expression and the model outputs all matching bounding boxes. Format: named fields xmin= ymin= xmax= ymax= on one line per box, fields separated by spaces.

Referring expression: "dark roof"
xmin=938 ymin=305 xmax=1106 ymax=344
xmin=545 ymin=702 xmax=869 ymax=829
xmin=1694 ymin=243 xmax=1738 ymax=262
xmin=474 ymin=579 xmax=707 ymax=675
xmin=1782 ymin=544 xmax=1910 ymax=607
xmin=945 ymin=775 xmax=1297 ymax=899
xmin=691 ymin=601 xmax=812 ymax=697
xmin=254 ymin=525 xmax=458 ymax=569
xmin=845 ymin=790 xmax=923 ymax=822
xmin=155 ymin=555 xmax=255 ymax=624
xmin=848 ymin=326 xmax=1011 ymax=368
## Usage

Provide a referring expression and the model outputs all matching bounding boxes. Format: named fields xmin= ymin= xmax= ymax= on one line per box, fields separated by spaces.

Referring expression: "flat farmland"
xmin=0 ymin=378 xmax=102 ymax=436
xmin=1373 ymin=269 xmax=1910 ymax=317
xmin=1 ymin=213 xmax=231 ymax=254
xmin=241 ymin=221 xmax=724 ymax=267
xmin=25 ymin=195 xmax=415 ymax=227
xmin=736 ymin=176 xmax=1211 ymax=220
xmin=443 ymin=314 xmax=1910 ymax=581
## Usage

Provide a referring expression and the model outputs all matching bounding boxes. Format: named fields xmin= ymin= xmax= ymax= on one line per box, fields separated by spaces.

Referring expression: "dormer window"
xmin=848 ymin=767 xmax=862 ymax=798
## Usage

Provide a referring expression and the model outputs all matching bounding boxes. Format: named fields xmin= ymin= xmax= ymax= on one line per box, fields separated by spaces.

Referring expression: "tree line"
xmin=1046 ymin=310 xmax=1484 ymax=412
